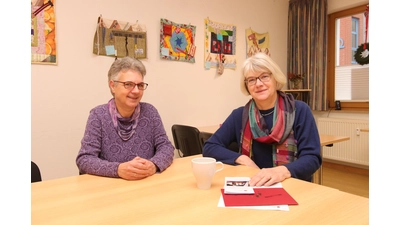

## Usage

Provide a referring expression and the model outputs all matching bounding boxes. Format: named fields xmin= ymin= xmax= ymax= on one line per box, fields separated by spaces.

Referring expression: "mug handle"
xmin=215 ymin=161 xmax=224 ymax=172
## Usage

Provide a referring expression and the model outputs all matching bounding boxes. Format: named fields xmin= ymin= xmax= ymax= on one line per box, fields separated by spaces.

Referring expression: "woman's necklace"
xmin=260 ymin=110 xmax=274 ymax=117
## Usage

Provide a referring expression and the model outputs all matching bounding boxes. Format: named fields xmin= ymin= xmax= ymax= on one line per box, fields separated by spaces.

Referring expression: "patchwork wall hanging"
xmin=160 ymin=18 xmax=196 ymax=63
xmin=31 ymin=0 xmax=57 ymax=65
xmin=245 ymin=28 xmax=270 ymax=58
xmin=204 ymin=18 xmax=237 ymax=75
xmin=93 ymin=15 xmax=147 ymax=59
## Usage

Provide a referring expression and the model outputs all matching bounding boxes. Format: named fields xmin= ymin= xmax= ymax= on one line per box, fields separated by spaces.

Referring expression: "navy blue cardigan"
xmin=202 ymin=100 xmax=321 ymax=182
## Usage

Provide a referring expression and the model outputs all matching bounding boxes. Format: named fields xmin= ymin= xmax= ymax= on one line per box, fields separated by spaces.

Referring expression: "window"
xmin=327 ymin=4 xmax=369 ymax=109
xmin=351 ymin=17 xmax=359 ymax=64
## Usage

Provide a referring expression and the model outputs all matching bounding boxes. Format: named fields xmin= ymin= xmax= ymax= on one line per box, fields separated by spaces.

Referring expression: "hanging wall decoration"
xmin=204 ymin=18 xmax=237 ymax=74
xmin=160 ymin=18 xmax=196 ymax=63
xmin=245 ymin=28 xmax=270 ymax=58
xmin=93 ymin=15 xmax=147 ymax=59
xmin=354 ymin=5 xmax=369 ymax=65
xmin=31 ymin=0 xmax=57 ymax=65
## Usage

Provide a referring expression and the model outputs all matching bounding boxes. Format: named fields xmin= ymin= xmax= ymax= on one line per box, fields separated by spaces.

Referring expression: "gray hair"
xmin=240 ymin=53 xmax=287 ymax=96
xmin=108 ymin=57 xmax=146 ymax=96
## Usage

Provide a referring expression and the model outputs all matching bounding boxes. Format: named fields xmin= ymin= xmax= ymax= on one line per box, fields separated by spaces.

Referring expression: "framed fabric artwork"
xmin=160 ymin=18 xmax=196 ymax=63
xmin=245 ymin=28 xmax=270 ymax=58
xmin=93 ymin=16 xmax=147 ymax=59
xmin=31 ymin=0 xmax=57 ymax=65
xmin=204 ymin=18 xmax=237 ymax=73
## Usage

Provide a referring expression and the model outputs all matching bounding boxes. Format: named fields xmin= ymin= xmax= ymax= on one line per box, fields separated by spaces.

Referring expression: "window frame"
xmin=327 ymin=4 xmax=369 ymax=109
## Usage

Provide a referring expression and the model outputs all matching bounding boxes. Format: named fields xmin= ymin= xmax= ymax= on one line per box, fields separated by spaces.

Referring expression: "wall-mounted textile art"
xmin=93 ymin=16 xmax=147 ymax=59
xmin=160 ymin=18 xmax=196 ymax=63
xmin=204 ymin=18 xmax=237 ymax=74
xmin=245 ymin=28 xmax=270 ymax=58
xmin=31 ymin=0 xmax=57 ymax=65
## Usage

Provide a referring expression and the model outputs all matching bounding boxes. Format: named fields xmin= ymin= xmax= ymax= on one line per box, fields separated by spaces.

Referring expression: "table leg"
xmin=312 ymin=147 xmax=324 ymax=185
xmin=319 ymin=165 xmax=323 ymax=185
xmin=312 ymin=167 xmax=322 ymax=185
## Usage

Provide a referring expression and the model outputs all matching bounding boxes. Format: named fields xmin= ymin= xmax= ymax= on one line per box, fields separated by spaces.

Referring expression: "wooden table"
xmin=314 ymin=134 xmax=350 ymax=184
xmin=320 ymin=134 xmax=350 ymax=147
xmin=197 ymin=125 xmax=350 ymax=185
xmin=32 ymin=155 xmax=368 ymax=225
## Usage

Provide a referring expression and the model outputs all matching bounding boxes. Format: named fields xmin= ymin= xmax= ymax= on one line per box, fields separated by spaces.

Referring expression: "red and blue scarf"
xmin=240 ymin=91 xmax=297 ymax=166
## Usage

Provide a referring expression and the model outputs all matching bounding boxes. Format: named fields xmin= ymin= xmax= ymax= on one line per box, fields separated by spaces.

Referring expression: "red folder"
xmin=221 ymin=188 xmax=298 ymax=206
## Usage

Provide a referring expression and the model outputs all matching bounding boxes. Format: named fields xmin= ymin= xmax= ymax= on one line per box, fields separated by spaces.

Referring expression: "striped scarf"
xmin=240 ymin=91 xmax=297 ymax=166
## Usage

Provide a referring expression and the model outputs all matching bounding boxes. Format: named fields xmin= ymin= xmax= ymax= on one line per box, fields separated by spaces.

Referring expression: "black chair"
xmin=199 ymin=131 xmax=240 ymax=153
xmin=227 ymin=142 xmax=240 ymax=153
xmin=171 ymin=124 xmax=203 ymax=157
xmin=199 ymin=131 xmax=213 ymax=147
xmin=31 ymin=161 xmax=42 ymax=183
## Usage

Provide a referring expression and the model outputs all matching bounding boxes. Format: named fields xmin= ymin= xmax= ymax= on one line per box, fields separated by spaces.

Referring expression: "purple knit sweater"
xmin=76 ymin=101 xmax=174 ymax=177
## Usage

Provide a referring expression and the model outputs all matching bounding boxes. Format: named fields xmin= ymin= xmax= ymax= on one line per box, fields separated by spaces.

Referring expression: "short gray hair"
xmin=108 ymin=57 xmax=146 ymax=96
xmin=240 ymin=53 xmax=287 ymax=96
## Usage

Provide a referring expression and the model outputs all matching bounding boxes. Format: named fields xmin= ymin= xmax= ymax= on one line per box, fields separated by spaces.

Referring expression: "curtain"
xmin=287 ymin=0 xmax=328 ymax=110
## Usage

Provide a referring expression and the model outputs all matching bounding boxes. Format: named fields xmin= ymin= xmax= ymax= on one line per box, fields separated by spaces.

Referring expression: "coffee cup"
xmin=191 ymin=157 xmax=224 ymax=190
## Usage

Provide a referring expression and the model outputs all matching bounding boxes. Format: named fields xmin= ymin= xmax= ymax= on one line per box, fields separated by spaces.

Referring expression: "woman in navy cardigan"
xmin=203 ymin=53 xmax=321 ymax=186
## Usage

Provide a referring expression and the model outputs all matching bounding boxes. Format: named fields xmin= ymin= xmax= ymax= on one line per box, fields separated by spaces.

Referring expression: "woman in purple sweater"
xmin=76 ymin=57 xmax=174 ymax=180
xmin=203 ymin=53 xmax=321 ymax=186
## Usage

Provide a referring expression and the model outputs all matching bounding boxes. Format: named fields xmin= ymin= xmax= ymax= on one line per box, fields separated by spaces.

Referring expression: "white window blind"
xmin=335 ymin=65 xmax=369 ymax=101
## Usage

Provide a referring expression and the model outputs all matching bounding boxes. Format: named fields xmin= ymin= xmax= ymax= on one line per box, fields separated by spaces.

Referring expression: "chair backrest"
xmin=227 ymin=142 xmax=240 ymax=153
xmin=31 ymin=161 xmax=42 ymax=183
xmin=171 ymin=124 xmax=203 ymax=157
xmin=199 ymin=131 xmax=213 ymax=147
xmin=199 ymin=131 xmax=240 ymax=153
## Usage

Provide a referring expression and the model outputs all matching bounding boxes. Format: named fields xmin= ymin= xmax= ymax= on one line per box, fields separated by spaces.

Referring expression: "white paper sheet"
xmin=224 ymin=177 xmax=254 ymax=194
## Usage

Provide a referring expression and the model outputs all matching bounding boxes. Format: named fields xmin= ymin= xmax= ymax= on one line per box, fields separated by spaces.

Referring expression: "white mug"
xmin=191 ymin=157 xmax=224 ymax=190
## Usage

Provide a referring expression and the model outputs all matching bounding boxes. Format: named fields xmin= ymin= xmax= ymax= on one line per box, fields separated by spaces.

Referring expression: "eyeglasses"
xmin=113 ymin=81 xmax=148 ymax=90
xmin=245 ymin=73 xmax=272 ymax=86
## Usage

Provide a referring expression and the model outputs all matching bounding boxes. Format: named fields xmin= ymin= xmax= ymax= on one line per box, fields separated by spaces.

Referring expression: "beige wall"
xmin=31 ymin=0 xmax=369 ymax=181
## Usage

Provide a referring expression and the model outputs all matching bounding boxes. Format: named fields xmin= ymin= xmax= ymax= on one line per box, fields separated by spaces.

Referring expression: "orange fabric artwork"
xmin=31 ymin=0 xmax=57 ymax=64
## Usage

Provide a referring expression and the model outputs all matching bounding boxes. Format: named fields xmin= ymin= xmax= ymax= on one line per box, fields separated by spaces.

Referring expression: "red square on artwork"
xmin=163 ymin=24 xmax=172 ymax=36
xmin=223 ymin=43 xmax=232 ymax=54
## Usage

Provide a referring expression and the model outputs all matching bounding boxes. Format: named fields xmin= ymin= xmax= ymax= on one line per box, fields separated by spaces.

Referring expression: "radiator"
xmin=317 ymin=117 xmax=369 ymax=166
